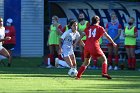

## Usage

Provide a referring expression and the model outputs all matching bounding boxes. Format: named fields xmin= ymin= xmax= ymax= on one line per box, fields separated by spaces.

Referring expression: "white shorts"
xmin=61 ymin=50 xmax=74 ymax=58
xmin=62 ymin=45 xmax=74 ymax=58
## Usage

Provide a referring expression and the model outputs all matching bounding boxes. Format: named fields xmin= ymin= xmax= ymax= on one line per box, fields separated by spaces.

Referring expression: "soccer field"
xmin=0 ymin=57 xmax=140 ymax=93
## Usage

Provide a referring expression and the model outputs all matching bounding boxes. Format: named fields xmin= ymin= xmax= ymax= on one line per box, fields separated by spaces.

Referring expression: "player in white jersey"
xmin=0 ymin=18 xmax=11 ymax=67
xmin=59 ymin=20 xmax=84 ymax=69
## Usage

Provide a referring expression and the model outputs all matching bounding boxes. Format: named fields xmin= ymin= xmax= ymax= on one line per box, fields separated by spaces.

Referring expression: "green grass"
xmin=0 ymin=57 xmax=140 ymax=93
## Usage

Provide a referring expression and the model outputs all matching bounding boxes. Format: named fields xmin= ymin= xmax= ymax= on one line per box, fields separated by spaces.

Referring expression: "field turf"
xmin=0 ymin=57 xmax=140 ymax=93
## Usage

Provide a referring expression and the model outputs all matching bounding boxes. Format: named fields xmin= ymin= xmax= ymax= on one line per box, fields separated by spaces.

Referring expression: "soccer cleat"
xmin=46 ymin=65 xmax=53 ymax=68
xmin=75 ymin=77 xmax=80 ymax=80
xmin=114 ymin=66 xmax=118 ymax=70
xmin=108 ymin=66 xmax=113 ymax=70
xmin=102 ymin=74 xmax=112 ymax=79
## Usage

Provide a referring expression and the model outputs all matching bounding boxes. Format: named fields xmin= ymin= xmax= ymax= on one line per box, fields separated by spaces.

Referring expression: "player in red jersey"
xmin=3 ymin=18 xmax=16 ymax=56
xmin=74 ymin=15 xmax=117 ymax=79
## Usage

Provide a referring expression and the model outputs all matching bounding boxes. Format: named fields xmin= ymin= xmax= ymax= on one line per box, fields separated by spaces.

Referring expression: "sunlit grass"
xmin=0 ymin=57 xmax=140 ymax=93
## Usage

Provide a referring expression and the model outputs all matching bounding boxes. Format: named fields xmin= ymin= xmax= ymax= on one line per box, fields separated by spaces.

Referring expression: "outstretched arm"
xmin=0 ymin=37 xmax=11 ymax=42
xmin=74 ymin=32 xmax=85 ymax=47
xmin=104 ymin=31 xmax=117 ymax=47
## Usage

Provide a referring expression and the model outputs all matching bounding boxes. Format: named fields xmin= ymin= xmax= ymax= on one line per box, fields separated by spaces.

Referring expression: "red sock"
xmin=48 ymin=54 xmax=54 ymax=65
xmin=132 ymin=58 xmax=136 ymax=69
xmin=93 ymin=59 xmax=97 ymax=66
xmin=128 ymin=58 xmax=131 ymax=68
xmin=115 ymin=55 xmax=119 ymax=66
xmin=81 ymin=52 xmax=84 ymax=62
xmin=77 ymin=66 xmax=87 ymax=78
xmin=102 ymin=62 xmax=107 ymax=75
xmin=108 ymin=55 xmax=112 ymax=66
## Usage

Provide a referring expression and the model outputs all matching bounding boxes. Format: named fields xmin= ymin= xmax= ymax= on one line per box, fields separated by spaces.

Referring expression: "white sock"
xmin=58 ymin=59 xmax=70 ymax=68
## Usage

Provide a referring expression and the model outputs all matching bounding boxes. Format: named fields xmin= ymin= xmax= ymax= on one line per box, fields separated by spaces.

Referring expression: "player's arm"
xmin=104 ymin=31 xmax=117 ymax=47
xmin=113 ymin=24 xmax=122 ymax=41
xmin=47 ymin=27 xmax=51 ymax=46
xmin=57 ymin=24 xmax=63 ymax=35
xmin=105 ymin=23 xmax=108 ymax=33
xmin=74 ymin=32 xmax=85 ymax=47
xmin=59 ymin=38 xmax=63 ymax=54
xmin=59 ymin=31 xmax=68 ymax=54
xmin=113 ymin=29 xmax=121 ymax=41
xmin=79 ymin=40 xmax=85 ymax=47
xmin=0 ymin=37 xmax=11 ymax=42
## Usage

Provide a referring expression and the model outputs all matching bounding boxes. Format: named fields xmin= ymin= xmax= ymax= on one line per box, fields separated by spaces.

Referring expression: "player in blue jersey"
xmin=106 ymin=12 xmax=122 ymax=70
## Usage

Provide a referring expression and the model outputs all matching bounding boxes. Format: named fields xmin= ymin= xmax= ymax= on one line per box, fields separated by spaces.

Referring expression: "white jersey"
xmin=0 ymin=27 xmax=5 ymax=46
xmin=61 ymin=29 xmax=80 ymax=57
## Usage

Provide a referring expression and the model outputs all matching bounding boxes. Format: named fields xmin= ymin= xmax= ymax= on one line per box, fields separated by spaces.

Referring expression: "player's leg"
xmin=130 ymin=47 xmax=136 ymax=70
xmin=76 ymin=49 xmax=91 ymax=79
xmin=98 ymin=54 xmax=112 ymax=79
xmin=76 ymin=57 xmax=91 ymax=79
xmin=55 ymin=45 xmax=62 ymax=59
xmin=107 ymin=45 xmax=113 ymax=70
xmin=63 ymin=55 xmax=74 ymax=68
xmin=48 ymin=45 xmax=55 ymax=66
xmin=114 ymin=45 xmax=119 ymax=70
xmin=69 ymin=54 xmax=77 ymax=68
xmin=125 ymin=47 xmax=131 ymax=69
xmin=0 ymin=48 xmax=11 ymax=67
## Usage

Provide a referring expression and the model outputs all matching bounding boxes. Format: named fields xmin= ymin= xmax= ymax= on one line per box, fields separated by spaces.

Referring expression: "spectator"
xmin=106 ymin=12 xmax=122 ymax=70
xmin=3 ymin=18 xmax=16 ymax=57
xmin=0 ymin=17 xmax=12 ymax=67
xmin=124 ymin=17 xmax=138 ymax=70
xmin=46 ymin=15 xmax=63 ymax=68
xmin=78 ymin=13 xmax=90 ymax=62
xmin=62 ymin=18 xmax=74 ymax=32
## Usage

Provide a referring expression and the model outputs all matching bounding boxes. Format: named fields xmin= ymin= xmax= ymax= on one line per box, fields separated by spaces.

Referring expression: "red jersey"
xmin=4 ymin=26 xmax=16 ymax=44
xmin=84 ymin=25 xmax=105 ymax=58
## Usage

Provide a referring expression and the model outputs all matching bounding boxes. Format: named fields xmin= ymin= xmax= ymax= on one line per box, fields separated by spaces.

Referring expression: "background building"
xmin=0 ymin=0 xmax=44 ymax=57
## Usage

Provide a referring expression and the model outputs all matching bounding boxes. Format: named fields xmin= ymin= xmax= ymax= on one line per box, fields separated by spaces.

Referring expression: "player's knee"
xmin=100 ymin=56 xmax=107 ymax=63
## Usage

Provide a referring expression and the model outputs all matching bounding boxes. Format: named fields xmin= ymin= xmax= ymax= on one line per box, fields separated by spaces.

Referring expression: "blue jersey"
xmin=106 ymin=22 xmax=121 ymax=44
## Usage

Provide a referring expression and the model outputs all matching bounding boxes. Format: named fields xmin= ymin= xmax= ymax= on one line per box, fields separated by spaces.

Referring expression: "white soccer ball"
xmin=68 ymin=68 xmax=78 ymax=77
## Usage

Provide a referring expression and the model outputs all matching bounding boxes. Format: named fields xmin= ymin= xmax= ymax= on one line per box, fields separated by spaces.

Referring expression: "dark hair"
xmin=91 ymin=15 xmax=100 ymax=25
xmin=68 ymin=20 xmax=76 ymax=28
xmin=68 ymin=18 xmax=74 ymax=24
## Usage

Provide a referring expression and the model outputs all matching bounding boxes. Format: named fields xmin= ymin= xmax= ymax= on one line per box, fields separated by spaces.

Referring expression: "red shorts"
xmin=84 ymin=47 xmax=104 ymax=59
xmin=107 ymin=43 xmax=119 ymax=47
xmin=125 ymin=45 xmax=136 ymax=48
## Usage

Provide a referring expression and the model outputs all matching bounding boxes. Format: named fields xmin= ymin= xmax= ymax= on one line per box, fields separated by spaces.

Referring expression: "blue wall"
xmin=4 ymin=0 xmax=21 ymax=56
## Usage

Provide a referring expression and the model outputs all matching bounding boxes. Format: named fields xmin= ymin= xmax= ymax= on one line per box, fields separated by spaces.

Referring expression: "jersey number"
xmin=88 ymin=28 xmax=96 ymax=38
